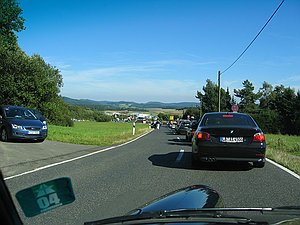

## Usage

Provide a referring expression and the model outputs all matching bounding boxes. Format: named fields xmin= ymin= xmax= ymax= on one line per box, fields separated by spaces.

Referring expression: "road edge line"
xmin=266 ymin=158 xmax=300 ymax=180
xmin=4 ymin=130 xmax=153 ymax=180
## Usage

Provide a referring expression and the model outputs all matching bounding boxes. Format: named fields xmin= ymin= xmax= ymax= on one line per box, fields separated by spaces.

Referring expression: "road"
xmin=2 ymin=126 xmax=300 ymax=225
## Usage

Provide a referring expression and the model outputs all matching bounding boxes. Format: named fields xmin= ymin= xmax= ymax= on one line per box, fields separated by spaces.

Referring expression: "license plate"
xmin=28 ymin=131 xmax=40 ymax=135
xmin=220 ymin=137 xmax=243 ymax=143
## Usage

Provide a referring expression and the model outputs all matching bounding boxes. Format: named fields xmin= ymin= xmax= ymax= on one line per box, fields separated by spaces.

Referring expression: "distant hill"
xmin=63 ymin=97 xmax=199 ymax=110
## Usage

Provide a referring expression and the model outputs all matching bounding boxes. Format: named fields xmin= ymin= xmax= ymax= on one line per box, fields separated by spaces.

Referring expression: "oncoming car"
xmin=192 ymin=112 xmax=266 ymax=168
xmin=0 ymin=105 xmax=48 ymax=142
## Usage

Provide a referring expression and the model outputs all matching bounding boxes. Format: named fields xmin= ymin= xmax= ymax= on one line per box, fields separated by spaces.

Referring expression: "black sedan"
xmin=185 ymin=120 xmax=199 ymax=142
xmin=175 ymin=120 xmax=191 ymax=135
xmin=192 ymin=112 xmax=266 ymax=168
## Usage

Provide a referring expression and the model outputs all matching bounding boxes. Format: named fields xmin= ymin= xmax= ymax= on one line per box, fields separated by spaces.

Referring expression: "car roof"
xmin=0 ymin=105 xmax=26 ymax=108
xmin=203 ymin=112 xmax=249 ymax=116
xmin=0 ymin=105 xmax=26 ymax=109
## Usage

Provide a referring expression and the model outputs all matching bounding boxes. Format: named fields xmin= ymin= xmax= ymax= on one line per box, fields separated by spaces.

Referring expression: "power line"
xmin=221 ymin=0 xmax=285 ymax=75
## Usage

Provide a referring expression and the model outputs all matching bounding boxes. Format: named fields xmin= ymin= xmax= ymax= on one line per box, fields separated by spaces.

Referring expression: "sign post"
xmin=133 ymin=122 xmax=136 ymax=135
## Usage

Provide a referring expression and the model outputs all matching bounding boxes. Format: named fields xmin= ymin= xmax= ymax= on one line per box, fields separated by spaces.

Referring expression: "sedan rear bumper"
xmin=192 ymin=144 xmax=266 ymax=163
xmin=196 ymin=156 xmax=265 ymax=163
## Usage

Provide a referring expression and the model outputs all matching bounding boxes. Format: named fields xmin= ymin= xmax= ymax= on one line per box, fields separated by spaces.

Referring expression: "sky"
xmin=18 ymin=0 xmax=300 ymax=103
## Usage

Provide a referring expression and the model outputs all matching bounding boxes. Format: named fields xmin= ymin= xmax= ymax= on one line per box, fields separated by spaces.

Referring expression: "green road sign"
xmin=16 ymin=177 xmax=75 ymax=217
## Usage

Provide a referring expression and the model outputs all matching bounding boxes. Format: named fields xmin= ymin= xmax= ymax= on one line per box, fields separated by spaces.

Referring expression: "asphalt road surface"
xmin=2 ymin=126 xmax=300 ymax=225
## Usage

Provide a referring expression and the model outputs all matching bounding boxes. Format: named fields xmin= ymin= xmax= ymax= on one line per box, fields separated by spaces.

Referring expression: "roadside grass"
xmin=48 ymin=121 xmax=151 ymax=146
xmin=265 ymin=134 xmax=300 ymax=175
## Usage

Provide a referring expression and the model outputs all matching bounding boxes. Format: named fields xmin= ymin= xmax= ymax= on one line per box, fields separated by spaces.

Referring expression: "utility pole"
xmin=218 ymin=71 xmax=221 ymax=112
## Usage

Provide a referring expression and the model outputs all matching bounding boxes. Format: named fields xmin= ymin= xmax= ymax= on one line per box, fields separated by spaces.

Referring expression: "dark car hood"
xmin=128 ymin=185 xmax=224 ymax=215
xmin=6 ymin=118 xmax=43 ymax=127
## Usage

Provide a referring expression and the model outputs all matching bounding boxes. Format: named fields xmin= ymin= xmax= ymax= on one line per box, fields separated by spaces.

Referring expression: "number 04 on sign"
xmin=16 ymin=177 xmax=75 ymax=217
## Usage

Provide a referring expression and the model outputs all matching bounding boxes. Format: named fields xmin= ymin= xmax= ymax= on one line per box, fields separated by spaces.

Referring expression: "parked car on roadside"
xmin=0 ymin=105 xmax=48 ymax=142
xmin=185 ymin=120 xmax=199 ymax=142
xmin=192 ymin=112 xmax=266 ymax=168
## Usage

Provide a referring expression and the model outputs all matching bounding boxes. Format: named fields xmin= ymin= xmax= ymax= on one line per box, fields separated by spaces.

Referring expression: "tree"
xmin=0 ymin=0 xmax=25 ymax=48
xmin=251 ymin=109 xmax=280 ymax=134
xmin=223 ymin=87 xmax=232 ymax=111
xmin=295 ymin=91 xmax=300 ymax=135
xmin=183 ymin=107 xmax=201 ymax=120
xmin=234 ymin=80 xmax=259 ymax=112
xmin=196 ymin=79 xmax=231 ymax=113
xmin=0 ymin=45 xmax=73 ymax=126
xmin=258 ymin=81 xmax=273 ymax=109
xmin=271 ymin=85 xmax=297 ymax=134
xmin=0 ymin=0 xmax=74 ymax=126
xmin=157 ymin=113 xmax=169 ymax=121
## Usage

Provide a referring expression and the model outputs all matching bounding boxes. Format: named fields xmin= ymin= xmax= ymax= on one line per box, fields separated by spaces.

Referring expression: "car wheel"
xmin=0 ymin=128 xmax=9 ymax=142
xmin=253 ymin=161 xmax=265 ymax=168
xmin=36 ymin=138 xmax=45 ymax=143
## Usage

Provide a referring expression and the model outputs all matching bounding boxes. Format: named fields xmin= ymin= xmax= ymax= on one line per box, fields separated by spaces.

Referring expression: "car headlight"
xmin=12 ymin=124 xmax=23 ymax=130
xmin=42 ymin=125 xmax=48 ymax=130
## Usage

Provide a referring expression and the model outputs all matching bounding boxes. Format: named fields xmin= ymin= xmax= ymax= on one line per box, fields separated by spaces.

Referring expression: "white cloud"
xmin=279 ymin=75 xmax=300 ymax=83
xmin=58 ymin=58 xmax=219 ymax=102
xmin=61 ymin=78 xmax=199 ymax=102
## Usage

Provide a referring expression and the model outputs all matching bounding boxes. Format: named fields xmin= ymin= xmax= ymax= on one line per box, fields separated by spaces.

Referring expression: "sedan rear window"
xmin=202 ymin=114 xmax=256 ymax=127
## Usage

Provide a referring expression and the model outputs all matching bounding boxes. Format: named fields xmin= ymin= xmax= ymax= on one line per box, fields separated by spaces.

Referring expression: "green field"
xmin=47 ymin=123 xmax=300 ymax=175
xmin=265 ymin=134 xmax=300 ymax=175
xmin=48 ymin=121 xmax=151 ymax=146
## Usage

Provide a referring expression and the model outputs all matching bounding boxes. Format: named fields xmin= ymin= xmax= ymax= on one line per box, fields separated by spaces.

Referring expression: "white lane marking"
xmin=176 ymin=149 xmax=185 ymax=162
xmin=266 ymin=158 xmax=300 ymax=180
xmin=4 ymin=130 xmax=153 ymax=180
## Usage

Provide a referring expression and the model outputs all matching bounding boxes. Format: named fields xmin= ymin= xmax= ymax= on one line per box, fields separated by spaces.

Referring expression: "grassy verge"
xmin=265 ymin=134 xmax=300 ymax=175
xmin=48 ymin=121 xmax=151 ymax=146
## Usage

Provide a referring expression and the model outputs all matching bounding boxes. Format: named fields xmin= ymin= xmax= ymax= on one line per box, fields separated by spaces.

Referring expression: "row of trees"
xmin=0 ymin=0 xmax=76 ymax=126
xmin=67 ymin=105 xmax=111 ymax=122
xmin=0 ymin=44 xmax=112 ymax=125
xmin=195 ymin=79 xmax=300 ymax=135
xmin=0 ymin=45 xmax=75 ymax=126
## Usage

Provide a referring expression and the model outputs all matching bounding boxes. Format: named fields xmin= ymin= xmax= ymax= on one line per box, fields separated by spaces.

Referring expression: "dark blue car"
xmin=0 ymin=105 xmax=48 ymax=142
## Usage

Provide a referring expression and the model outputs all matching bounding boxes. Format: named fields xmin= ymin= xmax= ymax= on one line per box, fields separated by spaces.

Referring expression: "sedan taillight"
xmin=197 ymin=132 xmax=211 ymax=140
xmin=253 ymin=133 xmax=265 ymax=142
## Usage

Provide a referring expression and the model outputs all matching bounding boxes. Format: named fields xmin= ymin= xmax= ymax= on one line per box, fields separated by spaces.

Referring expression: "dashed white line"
xmin=176 ymin=149 xmax=185 ymax=162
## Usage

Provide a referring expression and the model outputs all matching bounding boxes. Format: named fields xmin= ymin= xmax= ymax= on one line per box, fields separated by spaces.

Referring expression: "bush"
xmin=250 ymin=109 xmax=281 ymax=134
xmin=41 ymin=99 xmax=74 ymax=127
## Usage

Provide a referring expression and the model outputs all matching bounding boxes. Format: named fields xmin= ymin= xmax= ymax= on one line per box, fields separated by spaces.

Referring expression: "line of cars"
xmin=0 ymin=105 xmax=48 ymax=142
xmin=169 ymin=112 xmax=266 ymax=168
xmin=168 ymin=119 xmax=199 ymax=141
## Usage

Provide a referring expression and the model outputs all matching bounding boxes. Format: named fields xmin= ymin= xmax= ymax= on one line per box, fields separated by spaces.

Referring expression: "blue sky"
xmin=18 ymin=0 xmax=300 ymax=103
